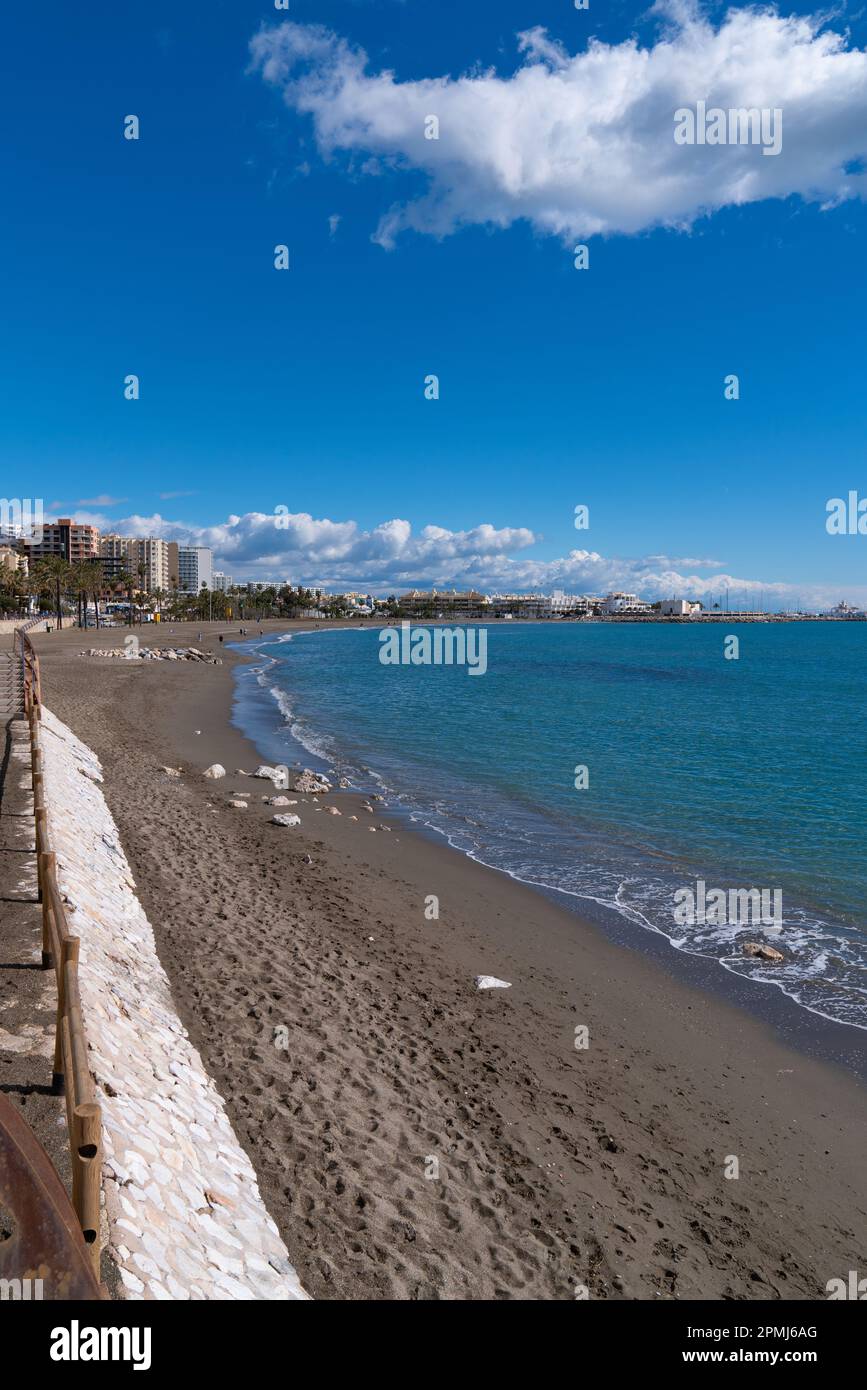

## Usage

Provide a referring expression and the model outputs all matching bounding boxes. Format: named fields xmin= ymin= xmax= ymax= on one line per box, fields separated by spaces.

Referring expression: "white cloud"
xmin=249 ymin=6 xmax=867 ymax=246
xmin=56 ymin=505 xmax=852 ymax=609
xmin=76 ymin=494 xmax=127 ymax=506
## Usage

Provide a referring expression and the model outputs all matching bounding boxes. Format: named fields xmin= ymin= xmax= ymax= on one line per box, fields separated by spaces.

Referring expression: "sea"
xmin=229 ymin=621 xmax=867 ymax=1032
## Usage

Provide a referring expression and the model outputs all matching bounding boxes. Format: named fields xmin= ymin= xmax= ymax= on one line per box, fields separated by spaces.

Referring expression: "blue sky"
xmin=2 ymin=0 xmax=867 ymax=606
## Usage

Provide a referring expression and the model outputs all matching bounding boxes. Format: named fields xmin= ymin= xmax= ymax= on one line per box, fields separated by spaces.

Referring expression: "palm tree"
xmin=69 ymin=559 xmax=96 ymax=629
xmin=31 ymin=555 xmax=72 ymax=630
xmin=82 ymin=560 xmax=105 ymax=630
xmin=0 ymin=561 xmax=27 ymax=617
xmin=72 ymin=560 xmax=86 ymax=629
xmin=114 ymin=568 xmax=134 ymax=627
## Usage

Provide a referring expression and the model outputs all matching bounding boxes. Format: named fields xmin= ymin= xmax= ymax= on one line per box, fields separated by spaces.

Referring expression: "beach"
xmin=32 ymin=621 xmax=867 ymax=1300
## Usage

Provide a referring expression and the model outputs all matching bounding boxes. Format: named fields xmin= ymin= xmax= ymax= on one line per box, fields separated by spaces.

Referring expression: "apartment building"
xmin=28 ymin=519 xmax=100 ymax=566
xmin=170 ymin=545 xmax=213 ymax=594
xmin=599 ymin=592 xmax=652 ymax=615
xmin=397 ymin=588 xmax=490 ymax=618
xmin=0 ymin=546 xmax=28 ymax=576
xmin=100 ymin=535 xmax=171 ymax=592
xmin=545 ymin=590 xmax=593 ymax=616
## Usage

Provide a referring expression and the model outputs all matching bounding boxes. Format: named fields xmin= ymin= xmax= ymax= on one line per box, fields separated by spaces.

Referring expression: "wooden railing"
xmin=12 ymin=625 xmax=102 ymax=1277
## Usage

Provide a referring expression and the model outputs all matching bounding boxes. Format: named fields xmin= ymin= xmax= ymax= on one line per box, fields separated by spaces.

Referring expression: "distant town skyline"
xmin=5 ymin=502 xmax=853 ymax=612
xmin=3 ymin=2 xmax=866 ymax=609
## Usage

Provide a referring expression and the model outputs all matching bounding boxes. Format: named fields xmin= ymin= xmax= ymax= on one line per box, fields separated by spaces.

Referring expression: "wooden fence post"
xmin=71 ymin=1101 xmax=102 ymax=1279
xmin=53 ymin=937 xmax=79 ymax=1093
xmin=39 ymin=849 xmax=55 ymax=968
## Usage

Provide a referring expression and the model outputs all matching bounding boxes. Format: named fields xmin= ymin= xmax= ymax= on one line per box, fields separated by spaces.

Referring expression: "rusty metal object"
xmin=0 ymin=1093 xmax=102 ymax=1300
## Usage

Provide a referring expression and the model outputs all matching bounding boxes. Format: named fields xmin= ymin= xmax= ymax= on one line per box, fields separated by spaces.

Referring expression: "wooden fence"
xmin=12 ymin=625 xmax=102 ymax=1277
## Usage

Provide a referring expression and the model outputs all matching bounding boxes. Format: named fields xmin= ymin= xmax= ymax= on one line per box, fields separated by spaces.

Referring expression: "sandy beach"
xmin=31 ymin=620 xmax=867 ymax=1301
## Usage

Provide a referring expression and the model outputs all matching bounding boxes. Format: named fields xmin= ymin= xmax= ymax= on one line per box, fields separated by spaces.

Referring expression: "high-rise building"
xmin=175 ymin=546 xmax=213 ymax=594
xmin=28 ymin=519 xmax=101 ymax=565
xmin=99 ymin=535 xmax=171 ymax=592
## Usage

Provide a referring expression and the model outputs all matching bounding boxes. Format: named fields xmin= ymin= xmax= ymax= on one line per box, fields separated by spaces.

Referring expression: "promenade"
xmin=0 ymin=637 xmax=71 ymax=1183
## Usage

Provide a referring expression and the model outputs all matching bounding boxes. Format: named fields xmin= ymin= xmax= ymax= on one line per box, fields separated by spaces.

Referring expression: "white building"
xmin=600 ymin=592 xmax=652 ymax=615
xmin=546 ymin=590 xmax=592 ymax=615
xmin=341 ymin=592 xmax=375 ymax=613
xmin=176 ymin=546 xmax=213 ymax=594
xmin=658 ymin=598 xmax=701 ymax=616
xmin=213 ymin=572 xmax=232 ymax=592
xmin=824 ymin=599 xmax=865 ymax=618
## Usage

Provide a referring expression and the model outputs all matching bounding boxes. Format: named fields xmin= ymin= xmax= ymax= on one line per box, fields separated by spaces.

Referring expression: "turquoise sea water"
xmin=231 ymin=623 xmax=867 ymax=1030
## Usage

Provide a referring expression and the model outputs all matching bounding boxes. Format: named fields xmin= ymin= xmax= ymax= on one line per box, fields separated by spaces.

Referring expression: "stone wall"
xmin=39 ymin=707 xmax=308 ymax=1301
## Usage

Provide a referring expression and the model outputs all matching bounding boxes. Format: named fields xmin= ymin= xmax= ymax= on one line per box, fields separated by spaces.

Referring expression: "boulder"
xmin=323 ymin=806 xmax=341 ymax=816
xmin=265 ymin=795 xmax=295 ymax=807
xmin=743 ymin=941 xmax=784 ymax=963
xmin=293 ymin=770 xmax=332 ymax=794
xmin=160 ymin=766 xmax=182 ymax=779
xmin=228 ymin=800 xmax=248 ymax=810
xmin=253 ymin=765 xmax=282 ymax=781
xmin=203 ymin=764 xmax=226 ymax=779
xmin=474 ymin=976 xmax=512 ymax=991
xmin=270 ymin=814 xmax=301 ymax=827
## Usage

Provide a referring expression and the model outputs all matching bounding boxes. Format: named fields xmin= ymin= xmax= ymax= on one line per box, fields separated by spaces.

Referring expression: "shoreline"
xmin=230 ymin=624 xmax=867 ymax=1071
xmin=33 ymin=620 xmax=867 ymax=1299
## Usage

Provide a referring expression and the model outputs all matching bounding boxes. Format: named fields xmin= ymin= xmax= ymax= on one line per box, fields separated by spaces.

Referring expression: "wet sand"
xmin=32 ymin=620 xmax=867 ymax=1300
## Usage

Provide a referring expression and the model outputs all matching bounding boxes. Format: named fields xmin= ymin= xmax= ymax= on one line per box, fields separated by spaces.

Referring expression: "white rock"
xmin=228 ymin=801 xmax=248 ymax=810
xmin=269 ymin=814 xmax=301 ymax=827
xmin=203 ymin=764 xmax=226 ymax=779
xmin=324 ymin=806 xmax=341 ymax=816
xmin=253 ymin=765 xmax=282 ymax=781
xmin=474 ymin=976 xmax=512 ymax=991
xmin=119 ymin=1268 xmax=145 ymax=1296
xmin=293 ymin=770 xmax=331 ymax=793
